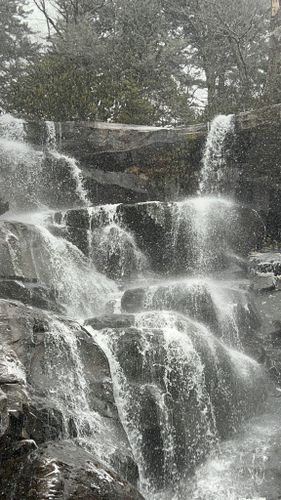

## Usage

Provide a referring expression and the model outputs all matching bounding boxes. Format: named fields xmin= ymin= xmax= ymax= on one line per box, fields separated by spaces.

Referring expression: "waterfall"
xmin=89 ymin=311 xmax=265 ymax=496
xmin=41 ymin=318 xmax=121 ymax=460
xmin=0 ymin=114 xmax=90 ymax=210
xmin=0 ymin=113 xmax=270 ymax=499
xmin=35 ymin=223 xmax=117 ymax=317
xmin=87 ymin=204 xmax=148 ymax=280
xmin=199 ymin=114 xmax=234 ymax=194
xmin=0 ymin=212 xmax=118 ymax=318
xmin=84 ymin=113 xmax=267 ymax=498
xmin=0 ymin=114 xmax=44 ymax=209
xmin=171 ymin=197 xmax=237 ymax=275
xmin=45 ymin=121 xmax=90 ymax=207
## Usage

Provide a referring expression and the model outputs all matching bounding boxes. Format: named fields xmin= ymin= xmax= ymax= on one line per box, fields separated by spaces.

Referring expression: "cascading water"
xmin=171 ymin=197 xmax=237 ymax=275
xmin=45 ymin=120 xmax=90 ymax=207
xmin=0 ymin=114 xmax=90 ymax=210
xmin=0 ymin=113 xmax=272 ymax=499
xmin=87 ymin=204 xmax=148 ymax=280
xmin=199 ymin=114 xmax=234 ymax=194
xmin=84 ymin=114 xmax=268 ymax=498
xmin=0 ymin=114 xmax=44 ymax=208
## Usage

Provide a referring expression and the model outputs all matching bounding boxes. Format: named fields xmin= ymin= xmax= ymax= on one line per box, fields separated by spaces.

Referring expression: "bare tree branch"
xmin=32 ymin=0 xmax=62 ymax=36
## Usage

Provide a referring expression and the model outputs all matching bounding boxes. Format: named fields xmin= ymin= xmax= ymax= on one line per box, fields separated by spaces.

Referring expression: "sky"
xmin=27 ymin=0 xmax=56 ymax=38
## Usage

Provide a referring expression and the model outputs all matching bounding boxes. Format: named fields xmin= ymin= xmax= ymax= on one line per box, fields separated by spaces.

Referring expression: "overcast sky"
xmin=27 ymin=0 xmax=56 ymax=38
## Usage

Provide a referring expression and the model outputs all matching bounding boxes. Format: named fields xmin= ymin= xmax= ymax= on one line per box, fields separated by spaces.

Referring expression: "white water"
xmin=87 ymin=204 xmax=148 ymax=280
xmin=0 ymin=114 xmax=90 ymax=209
xmin=171 ymin=196 xmax=237 ymax=274
xmin=36 ymin=224 xmax=117 ymax=317
xmin=89 ymin=310 xmax=265 ymax=496
xmin=0 ymin=112 xmax=273 ymax=499
xmin=200 ymin=114 xmax=234 ymax=194
xmin=0 ymin=114 xmax=44 ymax=209
xmin=0 ymin=210 xmax=118 ymax=318
xmin=45 ymin=121 xmax=90 ymax=207
xmin=140 ymin=276 xmax=255 ymax=349
xmin=35 ymin=317 xmax=127 ymax=466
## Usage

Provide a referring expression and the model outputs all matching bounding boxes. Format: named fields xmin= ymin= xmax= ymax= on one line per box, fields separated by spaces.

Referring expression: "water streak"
xmin=200 ymin=114 xmax=234 ymax=194
xmin=45 ymin=120 xmax=90 ymax=207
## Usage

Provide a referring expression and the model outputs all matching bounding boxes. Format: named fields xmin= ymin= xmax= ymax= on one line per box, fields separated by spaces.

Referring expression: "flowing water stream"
xmin=0 ymin=113 xmax=277 ymax=499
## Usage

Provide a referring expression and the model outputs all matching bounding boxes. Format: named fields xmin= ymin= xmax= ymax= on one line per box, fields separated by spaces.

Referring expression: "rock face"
xmin=56 ymin=200 xmax=265 ymax=278
xmin=1 ymin=105 xmax=280 ymax=244
xmin=18 ymin=103 xmax=281 ymax=247
xmin=25 ymin=120 xmax=206 ymax=205
xmin=248 ymin=250 xmax=281 ymax=385
xmin=0 ymin=299 xmax=142 ymax=499
xmin=0 ymin=106 xmax=279 ymax=499
xmin=232 ymin=105 xmax=281 ymax=243
xmin=88 ymin=311 xmax=267 ymax=492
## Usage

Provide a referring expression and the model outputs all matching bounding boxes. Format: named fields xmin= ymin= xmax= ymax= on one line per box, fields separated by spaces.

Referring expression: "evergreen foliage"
xmin=2 ymin=0 xmax=281 ymax=123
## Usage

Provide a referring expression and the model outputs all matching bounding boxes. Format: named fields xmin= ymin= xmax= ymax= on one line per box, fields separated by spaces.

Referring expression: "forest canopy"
xmin=1 ymin=0 xmax=281 ymax=125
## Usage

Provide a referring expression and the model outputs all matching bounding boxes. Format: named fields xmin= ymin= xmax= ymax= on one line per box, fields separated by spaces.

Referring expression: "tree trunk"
xmin=205 ymin=67 xmax=217 ymax=118
xmin=264 ymin=0 xmax=281 ymax=103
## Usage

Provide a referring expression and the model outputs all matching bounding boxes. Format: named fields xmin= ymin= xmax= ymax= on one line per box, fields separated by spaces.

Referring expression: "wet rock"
xmin=0 ymin=198 xmax=9 ymax=216
xmin=0 ymin=221 xmax=46 ymax=282
xmin=0 ymin=279 xmax=64 ymax=313
xmin=86 ymin=314 xmax=135 ymax=330
xmin=250 ymin=272 xmax=277 ymax=293
xmin=92 ymin=312 xmax=267 ymax=490
xmin=121 ymin=289 xmax=146 ymax=313
xmin=0 ymin=439 xmax=144 ymax=500
xmin=121 ymin=283 xmax=219 ymax=332
xmin=0 ymin=300 xmax=140 ymax=494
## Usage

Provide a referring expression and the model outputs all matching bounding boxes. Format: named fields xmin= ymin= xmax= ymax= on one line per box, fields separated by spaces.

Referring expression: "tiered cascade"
xmin=0 ymin=114 xmax=272 ymax=500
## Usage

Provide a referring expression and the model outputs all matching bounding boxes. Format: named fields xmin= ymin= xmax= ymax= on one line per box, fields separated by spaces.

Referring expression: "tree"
xmin=0 ymin=0 xmax=38 ymax=108
xmin=8 ymin=0 xmax=195 ymax=124
xmin=165 ymin=0 xmax=269 ymax=116
xmin=264 ymin=0 xmax=281 ymax=103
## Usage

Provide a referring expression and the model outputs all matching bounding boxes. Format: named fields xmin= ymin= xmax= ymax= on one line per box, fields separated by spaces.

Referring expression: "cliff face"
xmin=25 ymin=121 xmax=206 ymax=204
xmin=234 ymin=104 xmax=281 ymax=243
xmin=4 ymin=102 xmax=281 ymax=241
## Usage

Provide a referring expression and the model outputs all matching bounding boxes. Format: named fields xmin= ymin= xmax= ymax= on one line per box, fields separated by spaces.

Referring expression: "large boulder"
xmin=0 ymin=439 xmax=144 ymax=500
xmin=88 ymin=311 xmax=267 ymax=492
xmin=121 ymin=278 xmax=261 ymax=349
xmin=0 ymin=300 xmax=140 ymax=495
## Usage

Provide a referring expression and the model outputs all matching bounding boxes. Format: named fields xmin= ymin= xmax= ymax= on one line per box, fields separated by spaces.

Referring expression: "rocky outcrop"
xmin=0 ymin=300 xmax=142 ymax=499
xmin=22 ymin=120 xmax=206 ymax=206
xmin=88 ymin=311 xmax=267 ymax=491
xmin=248 ymin=250 xmax=281 ymax=384
xmin=21 ymin=104 xmax=281 ymax=229
xmin=231 ymin=105 xmax=281 ymax=243
xmin=56 ymin=200 xmax=265 ymax=278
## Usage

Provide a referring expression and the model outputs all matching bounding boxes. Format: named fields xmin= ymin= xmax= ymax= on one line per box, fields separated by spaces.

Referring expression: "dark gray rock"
xmin=86 ymin=314 xmax=135 ymax=330
xmin=0 ymin=439 xmax=144 ymax=500
xmin=121 ymin=289 xmax=146 ymax=313
xmin=0 ymin=279 xmax=64 ymax=313
xmin=59 ymin=201 xmax=265 ymax=277
xmin=24 ymin=120 xmax=206 ymax=205
xmin=249 ymin=251 xmax=281 ymax=276
xmin=0 ymin=198 xmax=9 ymax=216
xmin=0 ymin=300 xmax=140 ymax=495
xmin=91 ymin=312 xmax=267 ymax=490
